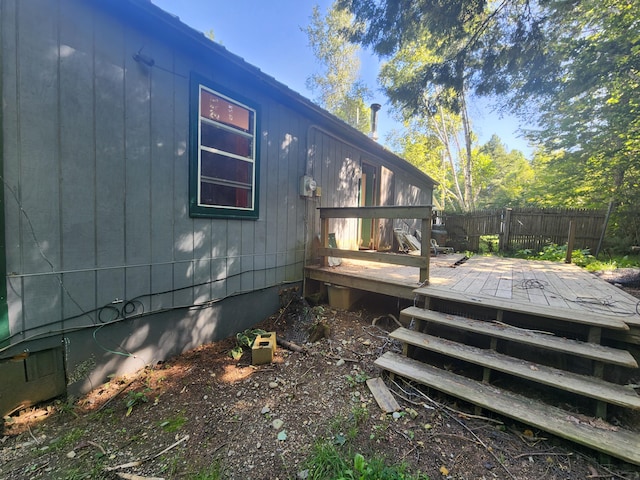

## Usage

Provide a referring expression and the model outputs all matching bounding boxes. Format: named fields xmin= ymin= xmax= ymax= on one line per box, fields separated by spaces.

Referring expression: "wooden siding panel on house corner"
xmin=2 ymin=0 xmax=22 ymax=278
xmin=22 ymin=276 xmax=62 ymax=336
xmin=18 ymin=0 xmax=61 ymax=275
xmin=60 ymin=0 xmax=97 ymax=271
xmin=94 ymin=9 xmax=126 ymax=268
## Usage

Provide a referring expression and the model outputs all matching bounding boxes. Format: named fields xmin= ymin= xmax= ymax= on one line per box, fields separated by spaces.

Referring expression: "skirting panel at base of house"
xmin=65 ymin=284 xmax=287 ymax=398
xmin=1 ymin=284 xmax=290 ymax=416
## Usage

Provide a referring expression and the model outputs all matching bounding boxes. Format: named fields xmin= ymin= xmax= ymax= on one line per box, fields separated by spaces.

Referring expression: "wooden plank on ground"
xmin=413 ymin=286 xmax=629 ymax=331
xmin=366 ymin=377 xmax=400 ymax=413
xmin=400 ymin=307 xmax=638 ymax=368
xmin=375 ymin=351 xmax=640 ymax=466
xmin=390 ymin=327 xmax=640 ymax=409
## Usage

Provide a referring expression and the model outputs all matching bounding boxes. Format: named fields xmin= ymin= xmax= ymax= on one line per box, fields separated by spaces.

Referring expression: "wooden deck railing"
xmin=318 ymin=205 xmax=432 ymax=283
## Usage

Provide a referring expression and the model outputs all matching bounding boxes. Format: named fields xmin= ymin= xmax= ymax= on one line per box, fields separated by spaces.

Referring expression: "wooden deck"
xmin=305 ymin=254 xmax=640 ymax=330
xmin=306 ymin=254 xmax=640 ymax=464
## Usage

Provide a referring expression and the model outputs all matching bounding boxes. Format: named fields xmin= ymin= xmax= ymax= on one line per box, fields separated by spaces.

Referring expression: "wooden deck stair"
xmin=373 ymin=297 xmax=640 ymax=465
xmin=376 ymin=352 xmax=640 ymax=466
xmin=390 ymin=326 xmax=640 ymax=410
xmin=400 ymin=307 xmax=638 ymax=368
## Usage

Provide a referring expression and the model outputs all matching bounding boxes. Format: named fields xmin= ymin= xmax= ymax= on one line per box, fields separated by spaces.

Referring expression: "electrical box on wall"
xmin=300 ymin=175 xmax=317 ymax=197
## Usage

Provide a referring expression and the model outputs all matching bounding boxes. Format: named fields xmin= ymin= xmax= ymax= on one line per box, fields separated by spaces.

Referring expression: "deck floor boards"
xmin=305 ymin=254 xmax=640 ymax=329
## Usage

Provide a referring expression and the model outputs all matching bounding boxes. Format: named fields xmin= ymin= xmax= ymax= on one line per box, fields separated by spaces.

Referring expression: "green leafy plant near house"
xmin=124 ymin=389 xmax=150 ymax=416
xmin=229 ymin=328 xmax=267 ymax=360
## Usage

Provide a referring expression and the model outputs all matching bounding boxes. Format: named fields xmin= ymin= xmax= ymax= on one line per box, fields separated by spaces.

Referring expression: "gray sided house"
xmin=0 ymin=0 xmax=435 ymax=414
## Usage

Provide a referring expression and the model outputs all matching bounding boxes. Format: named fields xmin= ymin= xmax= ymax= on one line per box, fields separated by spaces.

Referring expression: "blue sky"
xmin=151 ymin=0 xmax=531 ymax=157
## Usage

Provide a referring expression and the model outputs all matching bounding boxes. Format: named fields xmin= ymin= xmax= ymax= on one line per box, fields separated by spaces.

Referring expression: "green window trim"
xmin=189 ymin=74 xmax=260 ymax=220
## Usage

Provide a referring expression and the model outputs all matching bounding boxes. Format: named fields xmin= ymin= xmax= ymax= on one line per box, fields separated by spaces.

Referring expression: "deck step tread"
xmin=375 ymin=351 xmax=640 ymax=465
xmin=412 ymin=287 xmax=630 ymax=331
xmin=401 ymin=306 xmax=638 ymax=368
xmin=390 ymin=327 xmax=640 ymax=410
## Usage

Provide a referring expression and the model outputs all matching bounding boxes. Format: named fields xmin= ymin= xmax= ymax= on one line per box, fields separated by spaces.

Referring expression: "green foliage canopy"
xmin=303 ymin=1 xmax=373 ymax=132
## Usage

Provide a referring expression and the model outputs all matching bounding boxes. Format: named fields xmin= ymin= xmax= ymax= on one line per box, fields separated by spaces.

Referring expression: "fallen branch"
xmin=116 ymin=474 xmax=165 ymax=480
xmin=105 ymin=435 xmax=189 ymax=472
xmin=513 ymin=452 xmax=572 ymax=459
xmin=95 ymin=379 xmax=136 ymax=413
xmin=87 ymin=440 xmax=107 ymax=456
xmin=277 ymin=338 xmax=307 ymax=353
xmin=324 ymin=353 xmax=359 ymax=363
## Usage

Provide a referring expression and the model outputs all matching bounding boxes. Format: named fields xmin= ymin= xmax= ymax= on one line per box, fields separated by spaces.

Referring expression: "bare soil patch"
xmin=2 ymin=289 xmax=640 ymax=479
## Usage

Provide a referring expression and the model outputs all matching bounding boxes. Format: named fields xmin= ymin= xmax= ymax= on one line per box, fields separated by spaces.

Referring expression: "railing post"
xmin=500 ymin=208 xmax=512 ymax=253
xmin=320 ymin=214 xmax=329 ymax=267
xmin=420 ymin=207 xmax=432 ymax=284
xmin=565 ymin=220 xmax=576 ymax=264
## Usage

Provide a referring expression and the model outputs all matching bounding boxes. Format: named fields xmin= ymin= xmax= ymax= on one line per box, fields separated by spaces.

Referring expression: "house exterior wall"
xmin=0 ymin=0 xmax=433 ymax=409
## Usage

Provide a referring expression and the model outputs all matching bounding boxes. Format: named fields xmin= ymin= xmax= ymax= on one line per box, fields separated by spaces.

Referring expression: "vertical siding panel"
xmin=150 ymin=263 xmax=172 ymax=310
xmin=172 ymin=56 xmax=192 ymax=304
xmin=275 ymin=105 xmax=288 ymax=283
xmin=22 ymin=276 xmax=61 ymax=335
xmin=123 ymin=30 xmax=152 ymax=267
xmin=286 ymin=114 xmax=301 ymax=280
xmin=149 ymin=41 xmax=180 ymax=307
xmin=253 ymin=108 xmax=268 ymax=289
xmin=62 ymin=272 xmax=96 ymax=329
xmin=96 ymin=268 xmax=125 ymax=313
xmin=19 ymin=0 xmax=61 ymax=274
xmin=3 ymin=0 xmax=21 ymax=279
xmin=150 ymin=43 xmax=175 ymax=265
xmin=2 ymin=0 xmax=26 ymax=340
xmin=95 ymin=5 xmax=125 ymax=268
xmin=263 ymin=104 xmax=277 ymax=287
xmin=59 ymin=0 xmax=96 ymax=275
xmin=226 ymin=220 xmax=241 ymax=295
xmin=210 ymin=219 xmax=228 ymax=299
xmin=241 ymin=220 xmax=255 ymax=291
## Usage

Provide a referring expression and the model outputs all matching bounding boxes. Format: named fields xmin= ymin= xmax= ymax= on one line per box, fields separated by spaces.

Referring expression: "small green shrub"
xmin=229 ymin=328 xmax=267 ymax=360
xmin=124 ymin=389 xmax=149 ymax=417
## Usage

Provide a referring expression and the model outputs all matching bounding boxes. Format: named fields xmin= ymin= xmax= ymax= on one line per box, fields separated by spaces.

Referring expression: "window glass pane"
xmin=200 ymin=181 xmax=252 ymax=209
xmin=201 ymin=122 xmax=252 ymax=158
xmin=200 ymin=89 xmax=252 ymax=133
xmin=201 ymin=150 xmax=253 ymax=185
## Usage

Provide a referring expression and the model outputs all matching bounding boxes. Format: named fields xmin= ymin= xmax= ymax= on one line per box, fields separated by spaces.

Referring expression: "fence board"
xmin=442 ymin=208 xmax=606 ymax=253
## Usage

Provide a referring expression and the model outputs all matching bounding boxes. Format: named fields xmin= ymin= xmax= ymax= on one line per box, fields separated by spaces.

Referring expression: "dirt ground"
xmin=2 ymin=285 xmax=640 ymax=480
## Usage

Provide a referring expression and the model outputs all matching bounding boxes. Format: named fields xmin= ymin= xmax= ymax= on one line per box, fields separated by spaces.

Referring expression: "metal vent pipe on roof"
xmin=370 ymin=103 xmax=381 ymax=141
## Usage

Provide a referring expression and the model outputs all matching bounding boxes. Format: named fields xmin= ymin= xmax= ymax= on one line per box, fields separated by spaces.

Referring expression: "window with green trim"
xmin=190 ymin=77 xmax=259 ymax=219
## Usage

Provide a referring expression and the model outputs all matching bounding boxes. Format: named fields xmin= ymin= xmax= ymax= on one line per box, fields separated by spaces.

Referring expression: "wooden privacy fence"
xmin=442 ymin=207 xmax=606 ymax=253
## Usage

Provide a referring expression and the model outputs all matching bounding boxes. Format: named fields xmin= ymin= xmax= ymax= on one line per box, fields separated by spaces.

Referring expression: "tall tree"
xmin=379 ymin=34 xmax=478 ymax=210
xmin=340 ymin=0 xmax=639 ymax=243
xmin=303 ymin=1 xmax=372 ymax=133
xmin=475 ymin=135 xmax=534 ymax=208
